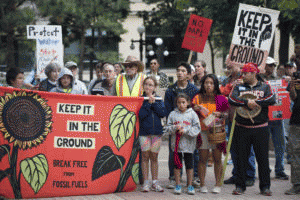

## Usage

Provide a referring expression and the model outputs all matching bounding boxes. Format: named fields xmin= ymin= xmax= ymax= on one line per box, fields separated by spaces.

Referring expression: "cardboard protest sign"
xmin=182 ymin=14 xmax=213 ymax=53
xmin=226 ymin=4 xmax=280 ymax=70
xmin=27 ymin=25 xmax=64 ymax=76
xmin=0 ymin=87 xmax=143 ymax=199
xmin=267 ymin=79 xmax=292 ymax=120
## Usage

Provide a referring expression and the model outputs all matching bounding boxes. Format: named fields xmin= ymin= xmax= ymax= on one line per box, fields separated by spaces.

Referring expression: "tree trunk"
xmin=173 ymin=28 xmax=184 ymax=64
xmin=208 ymin=37 xmax=215 ymax=74
xmin=6 ymin=31 xmax=16 ymax=69
xmin=279 ymin=22 xmax=291 ymax=65
xmin=78 ymin=27 xmax=86 ymax=80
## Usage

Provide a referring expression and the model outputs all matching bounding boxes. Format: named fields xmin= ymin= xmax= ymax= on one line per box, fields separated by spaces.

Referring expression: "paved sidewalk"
xmin=23 ymin=140 xmax=299 ymax=200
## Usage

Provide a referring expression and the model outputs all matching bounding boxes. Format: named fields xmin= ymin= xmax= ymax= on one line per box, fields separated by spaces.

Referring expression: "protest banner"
xmin=267 ymin=79 xmax=292 ymax=120
xmin=181 ymin=14 xmax=213 ymax=63
xmin=0 ymin=87 xmax=143 ymax=199
xmin=27 ymin=25 xmax=64 ymax=76
xmin=226 ymin=4 xmax=280 ymax=71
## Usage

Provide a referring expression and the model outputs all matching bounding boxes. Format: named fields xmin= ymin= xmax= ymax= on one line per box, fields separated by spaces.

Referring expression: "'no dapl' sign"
xmin=226 ymin=4 xmax=280 ymax=71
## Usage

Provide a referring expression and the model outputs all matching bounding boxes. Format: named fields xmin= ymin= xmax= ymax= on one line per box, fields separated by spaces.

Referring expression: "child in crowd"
xmin=164 ymin=93 xmax=201 ymax=195
xmin=50 ymin=68 xmax=84 ymax=94
xmin=139 ymin=76 xmax=167 ymax=192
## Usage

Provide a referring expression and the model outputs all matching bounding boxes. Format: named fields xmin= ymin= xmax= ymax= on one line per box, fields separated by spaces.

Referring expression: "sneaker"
xmin=192 ymin=177 xmax=200 ymax=187
xmin=174 ymin=185 xmax=182 ymax=194
xmin=260 ymin=188 xmax=272 ymax=196
xmin=166 ymin=180 xmax=176 ymax=189
xmin=224 ymin=176 xmax=236 ymax=184
xmin=285 ymin=185 xmax=300 ymax=195
xmin=141 ymin=184 xmax=150 ymax=192
xmin=211 ymin=186 xmax=221 ymax=194
xmin=232 ymin=187 xmax=245 ymax=195
xmin=227 ymin=159 xmax=233 ymax=165
xmin=187 ymin=185 xmax=195 ymax=195
xmin=151 ymin=183 xmax=164 ymax=192
xmin=275 ymin=172 xmax=289 ymax=180
xmin=199 ymin=186 xmax=208 ymax=193
xmin=245 ymin=179 xmax=255 ymax=187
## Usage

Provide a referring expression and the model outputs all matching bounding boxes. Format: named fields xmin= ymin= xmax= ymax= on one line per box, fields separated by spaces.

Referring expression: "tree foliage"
xmin=0 ymin=0 xmax=36 ymax=68
xmin=35 ymin=0 xmax=130 ymax=78
xmin=139 ymin=0 xmax=194 ymax=63
xmin=142 ymin=0 xmax=300 ymax=68
xmin=271 ymin=0 xmax=300 ymax=64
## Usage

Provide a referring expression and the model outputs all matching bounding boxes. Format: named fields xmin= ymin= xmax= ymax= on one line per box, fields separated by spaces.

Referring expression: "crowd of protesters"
xmin=3 ymin=53 xmax=300 ymax=196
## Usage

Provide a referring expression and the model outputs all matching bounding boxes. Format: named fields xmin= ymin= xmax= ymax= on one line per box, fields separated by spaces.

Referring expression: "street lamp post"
xmin=137 ymin=26 xmax=145 ymax=61
xmin=130 ymin=26 xmax=146 ymax=61
xmin=130 ymin=26 xmax=168 ymax=64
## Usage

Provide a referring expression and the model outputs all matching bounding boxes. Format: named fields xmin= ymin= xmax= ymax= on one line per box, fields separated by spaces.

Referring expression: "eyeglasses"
xmin=150 ymin=62 xmax=157 ymax=65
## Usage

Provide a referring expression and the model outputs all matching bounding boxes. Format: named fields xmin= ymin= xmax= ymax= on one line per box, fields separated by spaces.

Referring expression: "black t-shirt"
xmin=287 ymin=83 xmax=300 ymax=125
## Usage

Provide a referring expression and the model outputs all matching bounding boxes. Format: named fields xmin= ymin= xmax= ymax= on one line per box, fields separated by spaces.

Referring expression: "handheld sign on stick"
xmin=26 ymin=25 xmax=64 ymax=78
xmin=182 ymin=15 xmax=213 ymax=63
xmin=226 ymin=3 xmax=280 ymax=72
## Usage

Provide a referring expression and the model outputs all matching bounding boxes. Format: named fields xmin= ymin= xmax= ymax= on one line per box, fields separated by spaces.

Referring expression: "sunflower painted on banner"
xmin=0 ymin=90 xmax=53 ymax=198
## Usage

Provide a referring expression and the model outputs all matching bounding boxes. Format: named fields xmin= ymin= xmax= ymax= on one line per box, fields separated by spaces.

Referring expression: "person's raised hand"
xmin=213 ymin=111 xmax=222 ymax=118
xmin=148 ymin=94 xmax=155 ymax=104
xmin=193 ymin=104 xmax=202 ymax=112
xmin=233 ymin=79 xmax=243 ymax=87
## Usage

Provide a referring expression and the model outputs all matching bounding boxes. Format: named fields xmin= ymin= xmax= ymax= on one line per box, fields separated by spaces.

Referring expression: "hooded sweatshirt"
xmin=164 ymin=107 xmax=201 ymax=153
xmin=50 ymin=68 xmax=85 ymax=95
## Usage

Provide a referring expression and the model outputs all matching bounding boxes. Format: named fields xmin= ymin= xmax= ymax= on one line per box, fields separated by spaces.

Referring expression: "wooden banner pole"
xmin=187 ymin=51 xmax=193 ymax=64
xmin=221 ymin=110 xmax=236 ymax=186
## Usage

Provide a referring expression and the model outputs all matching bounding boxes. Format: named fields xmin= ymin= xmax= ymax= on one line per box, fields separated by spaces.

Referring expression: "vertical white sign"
xmin=226 ymin=4 xmax=280 ymax=70
xmin=27 ymin=25 xmax=64 ymax=76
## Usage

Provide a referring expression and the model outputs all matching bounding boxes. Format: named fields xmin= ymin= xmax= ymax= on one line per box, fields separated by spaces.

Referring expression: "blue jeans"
xmin=228 ymin=122 xmax=256 ymax=179
xmin=269 ymin=120 xmax=286 ymax=174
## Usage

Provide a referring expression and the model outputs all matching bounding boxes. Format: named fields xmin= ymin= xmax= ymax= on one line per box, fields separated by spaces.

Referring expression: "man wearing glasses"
xmin=112 ymin=55 xmax=145 ymax=97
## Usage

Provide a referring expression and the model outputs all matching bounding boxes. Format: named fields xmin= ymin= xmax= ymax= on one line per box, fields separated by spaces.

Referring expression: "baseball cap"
xmin=265 ymin=57 xmax=277 ymax=65
xmin=65 ymin=61 xmax=78 ymax=68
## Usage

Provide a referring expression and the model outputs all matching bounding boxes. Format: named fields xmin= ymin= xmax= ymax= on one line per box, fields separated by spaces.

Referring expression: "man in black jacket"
xmin=228 ymin=62 xmax=276 ymax=196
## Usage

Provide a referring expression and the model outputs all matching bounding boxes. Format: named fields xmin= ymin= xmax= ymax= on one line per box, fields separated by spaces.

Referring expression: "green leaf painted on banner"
xmin=20 ymin=154 xmax=48 ymax=193
xmin=0 ymin=144 xmax=10 ymax=161
xmin=131 ymin=163 xmax=139 ymax=184
xmin=109 ymin=104 xmax=136 ymax=150
xmin=92 ymin=146 xmax=125 ymax=181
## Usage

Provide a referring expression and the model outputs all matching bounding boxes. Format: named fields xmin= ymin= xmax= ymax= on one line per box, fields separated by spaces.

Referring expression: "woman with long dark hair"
xmin=191 ymin=74 xmax=229 ymax=194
